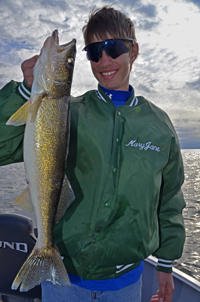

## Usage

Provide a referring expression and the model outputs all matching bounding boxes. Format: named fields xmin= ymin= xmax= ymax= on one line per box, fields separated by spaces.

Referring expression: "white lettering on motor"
xmin=0 ymin=241 xmax=28 ymax=253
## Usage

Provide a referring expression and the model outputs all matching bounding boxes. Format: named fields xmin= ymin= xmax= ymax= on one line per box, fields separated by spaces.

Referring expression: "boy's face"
xmin=89 ymin=33 xmax=138 ymax=91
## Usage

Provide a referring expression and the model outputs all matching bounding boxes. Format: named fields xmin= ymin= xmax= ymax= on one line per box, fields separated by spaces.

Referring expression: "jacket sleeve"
xmin=152 ymin=130 xmax=186 ymax=273
xmin=0 ymin=80 xmax=31 ymax=166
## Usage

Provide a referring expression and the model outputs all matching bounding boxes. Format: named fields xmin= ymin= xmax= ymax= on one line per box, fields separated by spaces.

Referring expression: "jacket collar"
xmin=97 ymin=84 xmax=139 ymax=107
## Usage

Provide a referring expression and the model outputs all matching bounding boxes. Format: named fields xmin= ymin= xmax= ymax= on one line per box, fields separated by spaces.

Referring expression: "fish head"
xmin=34 ymin=29 xmax=76 ymax=98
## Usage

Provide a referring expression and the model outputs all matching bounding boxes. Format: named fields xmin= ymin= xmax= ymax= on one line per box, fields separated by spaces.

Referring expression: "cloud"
xmin=0 ymin=63 xmax=9 ymax=68
xmin=182 ymin=0 xmax=200 ymax=9
xmin=137 ymin=84 xmax=153 ymax=94
xmin=185 ymin=77 xmax=200 ymax=92
xmin=103 ymin=0 xmax=160 ymax=31
xmin=1 ymin=39 xmax=34 ymax=52
xmin=135 ymin=4 xmax=157 ymax=18
xmin=39 ymin=0 xmax=69 ymax=9
xmin=103 ymin=0 xmax=141 ymax=9
xmin=0 ymin=74 xmax=8 ymax=90
xmin=137 ymin=20 xmax=160 ymax=31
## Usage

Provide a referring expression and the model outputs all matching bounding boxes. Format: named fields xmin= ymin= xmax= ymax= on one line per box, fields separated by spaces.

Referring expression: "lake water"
xmin=0 ymin=149 xmax=200 ymax=282
xmin=174 ymin=149 xmax=200 ymax=282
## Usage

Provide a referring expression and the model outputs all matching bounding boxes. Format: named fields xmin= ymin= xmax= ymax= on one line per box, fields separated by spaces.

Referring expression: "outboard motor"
xmin=0 ymin=214 xmax=41 ymax=301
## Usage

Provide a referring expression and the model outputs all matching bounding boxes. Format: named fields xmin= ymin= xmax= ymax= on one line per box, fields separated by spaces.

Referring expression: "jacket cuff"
xmin=18 ymin=81 xmax=31 ymax=100
xmin=156 ymin=259 xmax=173 ymax=273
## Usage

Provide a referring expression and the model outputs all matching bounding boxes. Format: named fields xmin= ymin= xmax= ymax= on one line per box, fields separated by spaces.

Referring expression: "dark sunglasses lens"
xmin=107 ymin=40 xmax=129 ymax=59
xmin=86 ymin=40 xmax=130 ymax=62
xmin=86 ymin=44 xmax=100 ymax=62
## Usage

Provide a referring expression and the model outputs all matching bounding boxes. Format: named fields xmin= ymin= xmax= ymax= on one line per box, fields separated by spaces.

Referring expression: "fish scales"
xmin=6 ymin=29 xmax=76 ymax=292
xmin=28 ymin=98 xmax=69 ymax=244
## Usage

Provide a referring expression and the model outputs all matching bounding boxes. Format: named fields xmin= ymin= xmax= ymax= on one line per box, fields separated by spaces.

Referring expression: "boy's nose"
xmin=100 ymin=50 xmax=112 ymax=65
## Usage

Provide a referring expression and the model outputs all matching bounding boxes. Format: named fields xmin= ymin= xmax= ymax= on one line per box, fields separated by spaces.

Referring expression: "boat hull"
xmin=142 ymin=255 xmax=200 ymax=302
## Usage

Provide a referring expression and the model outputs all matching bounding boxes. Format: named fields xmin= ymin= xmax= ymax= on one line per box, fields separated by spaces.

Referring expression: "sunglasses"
xmin=83 ymin=38 xmax=134 ymax=62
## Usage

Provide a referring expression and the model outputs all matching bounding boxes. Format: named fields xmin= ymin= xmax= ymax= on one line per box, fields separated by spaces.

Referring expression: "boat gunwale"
xmin=146 ymin=255 xmax=200 ymax=293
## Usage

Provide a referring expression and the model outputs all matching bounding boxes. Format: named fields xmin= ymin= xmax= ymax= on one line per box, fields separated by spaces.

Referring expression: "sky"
xmin=0 ymin=0 xmax=199 ymax=149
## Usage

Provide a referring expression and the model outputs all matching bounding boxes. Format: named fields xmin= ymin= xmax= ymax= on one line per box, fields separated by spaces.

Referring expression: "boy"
xmin=0 ymin=6 xmax=185 ymax=302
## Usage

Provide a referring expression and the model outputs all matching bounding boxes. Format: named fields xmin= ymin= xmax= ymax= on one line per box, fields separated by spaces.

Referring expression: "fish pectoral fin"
xmin=6 ymin=100 xmax=31 ymax=126
xmin=55 ymin=175 xmax=75 ymax=224
xmin=30 ymin=92 xmax=48 ymax=122
xmin=13 ymin=187 xmax=35 ymax=212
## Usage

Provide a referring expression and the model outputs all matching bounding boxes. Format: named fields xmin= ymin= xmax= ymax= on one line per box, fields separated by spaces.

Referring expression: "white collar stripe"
xmin=130 ymin=96 xmax=138 ymax=107
xmin=21 ymin=82 xmax=31 ymax=96
xmin=97 ymin=91 xmax=107 ymax=103
xmin=18 ymin=85 xmax=30 ymax=101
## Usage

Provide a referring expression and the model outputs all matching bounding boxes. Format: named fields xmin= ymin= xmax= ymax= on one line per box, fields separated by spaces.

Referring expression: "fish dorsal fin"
xmin=55 ymin=175 xmax=75 ymax=224
xmin=13 ymin=186 xmax=35 ymax=212
xmin=6 ymin=100 xmax=31 ymax=126
xmin=30 ymin=93 xmax=48 ymax=123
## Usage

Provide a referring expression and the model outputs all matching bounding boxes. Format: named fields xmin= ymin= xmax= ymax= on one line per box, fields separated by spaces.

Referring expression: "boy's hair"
xmin=82 ymin=6 xmax=137 ymax=46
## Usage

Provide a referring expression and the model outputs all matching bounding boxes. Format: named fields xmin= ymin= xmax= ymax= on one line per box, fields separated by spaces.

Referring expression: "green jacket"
xmin=0 ymin=81 xmax=185 ymax=280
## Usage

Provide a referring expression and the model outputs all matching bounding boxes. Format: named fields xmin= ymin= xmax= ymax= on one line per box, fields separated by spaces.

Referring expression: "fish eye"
xmin=67 ymin=57 xmax=74 ymax=66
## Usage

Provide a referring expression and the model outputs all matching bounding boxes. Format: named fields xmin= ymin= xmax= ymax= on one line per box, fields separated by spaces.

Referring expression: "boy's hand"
xmin=150 ymin=272 xmax=174 ymax=302
xmin=21 ymin=55 xmax=39 ymax=88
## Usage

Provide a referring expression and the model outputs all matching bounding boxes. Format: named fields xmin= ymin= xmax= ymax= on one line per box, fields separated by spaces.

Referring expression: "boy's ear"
xmin=130 ymin=43 xmax=139 ymax=64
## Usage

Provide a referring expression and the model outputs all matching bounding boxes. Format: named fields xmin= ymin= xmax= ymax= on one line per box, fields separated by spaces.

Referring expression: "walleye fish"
xmin=6 ymin=30 xmax=76 ymax=292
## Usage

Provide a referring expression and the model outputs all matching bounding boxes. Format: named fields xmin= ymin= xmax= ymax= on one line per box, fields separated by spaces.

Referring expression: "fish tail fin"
xmin=11 ymin=246 xmax=70 ymax=292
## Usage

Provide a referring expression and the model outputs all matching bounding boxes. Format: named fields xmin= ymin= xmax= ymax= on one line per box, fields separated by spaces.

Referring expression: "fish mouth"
xmin=52 ymin=29 xmax=76 ymax=50
xmin=52 ymin=29 xmax=59 ymax=44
